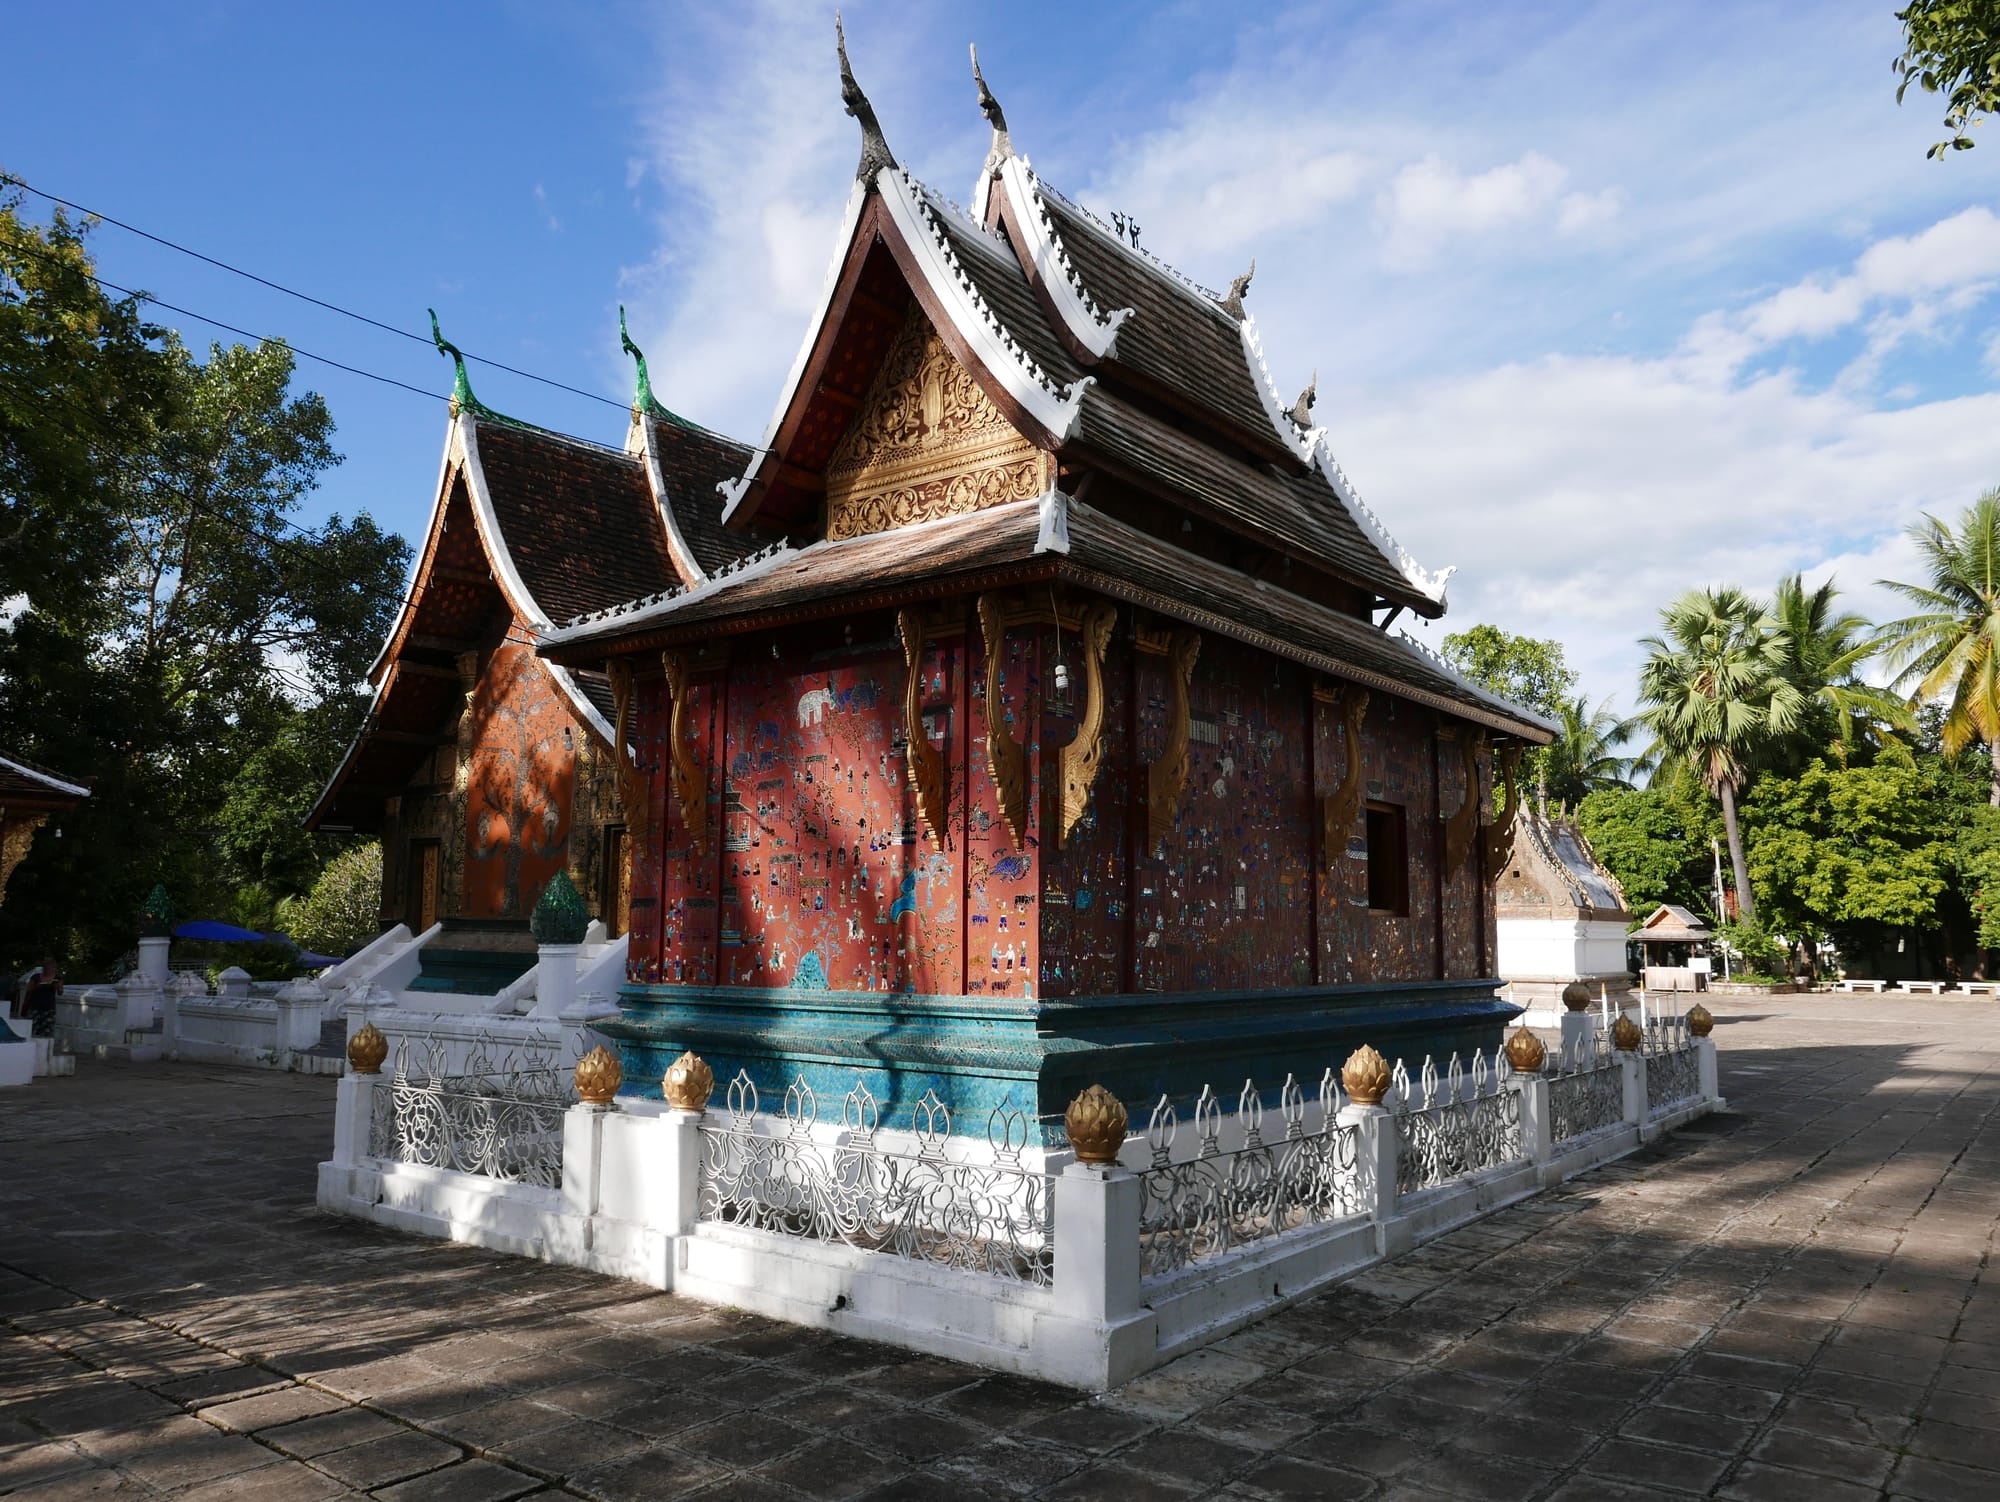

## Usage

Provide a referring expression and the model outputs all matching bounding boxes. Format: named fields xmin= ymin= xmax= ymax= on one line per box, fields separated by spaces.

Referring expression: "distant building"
xmin=1496 ymin=811 xmax=1634 ymax=1014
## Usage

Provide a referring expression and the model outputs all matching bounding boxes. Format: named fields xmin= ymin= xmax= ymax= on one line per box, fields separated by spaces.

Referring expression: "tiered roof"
xmin=307 ymin=329 xmax=751 ymax=830
xmin=553 ymin=31 xmax=1543 ymax=742
xmin=0 ymin=755 xmax=89 ymax=810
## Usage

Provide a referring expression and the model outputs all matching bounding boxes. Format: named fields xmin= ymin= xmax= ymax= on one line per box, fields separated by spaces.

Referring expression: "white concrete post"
xmin=331 ymin=1073 xmax=375 ymax=1168
xmin=1516 ymin=1074 xmax=1552 ymax=1167
xmin=531 ymin=944 xmax=580 ymax=1020
xmin=561 ymin=1101 xmax=609 ymax=1220
xmin=1337 ymin=1103 xmax=1398 ymax=1249
xmin=274 ymin=982 xmax=324 ymax=1056
xmin=1053 ymin=1162 xmax=1141 ymax=1325
xmin=136 ymin=935 xmax=170 ymax=986
xmin=660 ymin=1110 xmax=705 ymax=1237
xmin=217 ymin=967 xmax=251 ymax=1001
xmin=1621 ymin=1050 xmax=1648 ymax=1136
xmin=1558 ymin=1010 xmax=1593 ymax=1059
xmin=1696 ymin=1037 xmax=1721 ymax=1104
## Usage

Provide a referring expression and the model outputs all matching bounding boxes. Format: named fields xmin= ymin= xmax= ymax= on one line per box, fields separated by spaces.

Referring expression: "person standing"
xmin=22 ymin=957 xmax=60 ymax=1037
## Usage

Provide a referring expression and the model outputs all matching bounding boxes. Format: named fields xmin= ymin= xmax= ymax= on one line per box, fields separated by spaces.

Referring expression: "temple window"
xmin=1365 ymin=802 xmax=1409 ymax=915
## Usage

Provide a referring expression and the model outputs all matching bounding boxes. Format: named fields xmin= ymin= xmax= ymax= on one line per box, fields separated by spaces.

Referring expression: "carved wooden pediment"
xmin=823 ymin=306 xmax=1047 ymax=542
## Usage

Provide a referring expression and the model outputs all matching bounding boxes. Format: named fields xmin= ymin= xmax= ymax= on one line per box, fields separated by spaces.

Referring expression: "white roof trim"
xmin=639 ymin=413 xmax=709 ymax=589
xmin=1239 ymin=316 xmax=1316 ymax=465
xmin=543 ymin=537 xmax=799 ymax=644
xmin=0 ymin=756 xmax=89 ymax=799
xmin=455 ymin=413 xmax=551 ymax=631
xmin=879 ymin=168 xmax=1091 ymax=443
xmin=544 ymin=663 xmax=616 ymax=746
xmin=998 ymin=156 xmax=1131 ymax=359
xmin=364 ymin=419 xmax=460 ymax=683
xmin=1034 ymin=486 xmax=1070 ymax=554
xmin=719 ymin=178 xmax=869 ymax=528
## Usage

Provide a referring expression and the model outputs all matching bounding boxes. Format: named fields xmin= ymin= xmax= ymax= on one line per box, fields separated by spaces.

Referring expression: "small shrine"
xmin=1496 ymin=810 xmax=1635 ymax=1020
xmin=308 ymin=317 xmax=749 ymax=990
xmin=537 ymin=40 xmax=1554 ymax=1128
xmin=1635 ymin=903 xmax=1714 ymax=991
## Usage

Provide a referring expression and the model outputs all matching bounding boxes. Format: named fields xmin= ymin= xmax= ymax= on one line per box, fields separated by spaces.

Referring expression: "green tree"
xmin=1877 ymin=489 xmax=2000 ymax=805
xmin=1539 ymin=694 xmax=1634 ymax=815
xmin=1576 ymin=775 xmax=1722 ymax=918
xmin=1741 ymin=746 xmax=1977 ymax=972
xmin=289 ymin=843 xmax=382 ymax=958
xmin=0 ymin=200 xmax=409 ymax=971
xmin=1635 ymin=587 xmax=1801 ymax=922
xmin=1895 ymin=0 xmax=2000 ymax=158
xmin=1769 ymin=573 xmax=1905 ymax=765
xmin=1441 ymin=624 xmax=1576 ymax=718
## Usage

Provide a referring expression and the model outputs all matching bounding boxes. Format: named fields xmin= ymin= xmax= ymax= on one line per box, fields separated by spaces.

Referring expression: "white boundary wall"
xmin=320 ymin=1036 xmax=1724 ymax=1390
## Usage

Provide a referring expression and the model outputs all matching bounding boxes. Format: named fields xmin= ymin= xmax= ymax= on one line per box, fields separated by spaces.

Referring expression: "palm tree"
xmin=1877 ymin=489 xmax=2000 ymax=805
xmin=1770 ymin=573 xmax=1908 ymax=760
xmin=1636 ymin=587 xmax=1801 ymax=922
xmin=1538 ymin=695 xmax=1634 ymax=816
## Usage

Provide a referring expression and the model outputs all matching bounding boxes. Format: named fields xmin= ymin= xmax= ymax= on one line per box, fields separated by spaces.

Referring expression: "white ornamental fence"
xmin=320 ymin=1015 xmax=1723 ymax=1390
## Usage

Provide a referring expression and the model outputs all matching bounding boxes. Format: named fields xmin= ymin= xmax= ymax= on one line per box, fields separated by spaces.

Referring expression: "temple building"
xmin=308 ymin=320 xmax=748 ymax=990
xmin=0 ymin=755 xmax=89 ymax=908
xmin=1495 ymin=809 xmax=1635 ymax=1018
xmin=537 ymin=39 xmax=1555 ymax=1121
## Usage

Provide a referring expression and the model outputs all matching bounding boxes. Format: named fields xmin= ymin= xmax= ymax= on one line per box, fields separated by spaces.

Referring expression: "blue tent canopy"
xmin=173 ymin=920 xmax=269 ymax=943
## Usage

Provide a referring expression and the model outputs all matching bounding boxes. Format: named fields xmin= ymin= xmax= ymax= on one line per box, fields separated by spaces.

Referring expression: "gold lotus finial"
xmin=574 ymin=1044 xmax=623 ymax=1105
xmin=1065 ymin=1084 xmax=1128 ymax=1166
xmin=347 ymin=1023 xmax=388 ymax=1075
xmin=1561 ymin=980 xmax=1593 ymax=1012
xmin=1685 ymin=1003 xmax=1714 ymax=1037
xmin=663 ymin=1050 xmax=714 ymax=1112
xmin=1504 ymin=1025 xmax=1547 ymax=1074
xmin=1611 ymin=1014 xmax=1642 ymax=1052
xmin=1341 ymin=1044 xmax=1392 ymax=1106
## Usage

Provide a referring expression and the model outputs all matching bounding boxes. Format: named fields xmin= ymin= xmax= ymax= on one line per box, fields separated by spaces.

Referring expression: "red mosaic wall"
xmin=462 ymin=641 xmax=576 ymax=919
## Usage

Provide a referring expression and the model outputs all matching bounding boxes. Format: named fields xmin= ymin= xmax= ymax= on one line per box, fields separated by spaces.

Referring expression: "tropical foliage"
xmin=288 ymin=844 xmax=384 ymax=958
xmin=1895 ymin=0 xmax=2000 ymax=157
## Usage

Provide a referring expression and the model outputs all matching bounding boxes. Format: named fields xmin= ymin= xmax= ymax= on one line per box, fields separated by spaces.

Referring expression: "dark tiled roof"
xmin=0 ymin=755 xmax=89 ymax=806
xmin=475 ymin=421 xmax=679 ymax=623
xmin=648 ymin=418 xmax=757 ymax=577
xmin=922 ymin=193 xmax=1087 ymax=391
xmin=1035 ymin=191 xmax=1278 ymax=451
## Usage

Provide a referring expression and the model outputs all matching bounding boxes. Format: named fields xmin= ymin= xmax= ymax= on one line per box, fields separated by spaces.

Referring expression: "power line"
xmin=3 ymin=172 xmax=631 ymax=413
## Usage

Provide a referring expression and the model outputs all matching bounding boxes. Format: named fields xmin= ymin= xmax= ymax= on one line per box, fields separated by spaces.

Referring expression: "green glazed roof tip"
xmin=140 ymin=883 xmax=173 ymax=922
xmin=530 ymin=870 xmax=590 ymax=945
xmin=618 ymin=305 xmax=697 ymax=431
xmin=427 ymin=309 xmax=535 ymax=432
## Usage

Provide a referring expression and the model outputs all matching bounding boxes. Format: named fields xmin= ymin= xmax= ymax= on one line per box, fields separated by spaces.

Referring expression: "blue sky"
xmin=7 ymin=1 xmax=2000 ymax=705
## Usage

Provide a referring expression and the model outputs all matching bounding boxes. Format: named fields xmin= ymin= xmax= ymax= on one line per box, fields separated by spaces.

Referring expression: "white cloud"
xmin=1379 ymin=152 xmax=1596 ymax=262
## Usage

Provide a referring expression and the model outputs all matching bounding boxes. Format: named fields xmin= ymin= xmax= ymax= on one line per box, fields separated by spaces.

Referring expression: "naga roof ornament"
xmin=971 ymin=44 xmax=1010 ymax=175
xmin=429 ymin=307 xmax=477 ymax=417
xmin=619 ymin=304 xmax=696 ymax=430
xmin=1221 ymin=258 xmax=1255 ymax=318
xmin=1290 ymin=370 xmax=1317 ymax=428
xmin=835 ymin=13 xmax=896 ymax=181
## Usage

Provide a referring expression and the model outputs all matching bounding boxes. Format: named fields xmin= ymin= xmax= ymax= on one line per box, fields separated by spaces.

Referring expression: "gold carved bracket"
xmin=1056 ymin=601 xmax=1118 ymax=850
xmin=1320 ymin=688 xmax=1371 ymax=856
xmin=605 ymin=660 xmax=651 ymax=863
xmin=1442 ymin=730 xmax=1486 ymax=876
xmin=976 ymin=594 xmax=1030 ymax=849
xmin=1144 ymin=628 xmax=1202 ymax=850
xmin=1484 ymin=744 xmax=1522 ymax=875
xmin=661 ymin=651 xmax=710 ymax=857
xmin=898 ymin=607 xmax=949 ymax=849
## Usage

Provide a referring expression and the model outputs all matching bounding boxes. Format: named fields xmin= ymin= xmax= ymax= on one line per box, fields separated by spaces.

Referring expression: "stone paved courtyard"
xmin=2 ymin=994 xmax=1998 ymax=1501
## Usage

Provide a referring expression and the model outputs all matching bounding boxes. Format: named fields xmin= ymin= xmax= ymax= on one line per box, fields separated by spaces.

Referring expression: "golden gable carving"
xmin=824 ymin=306 xmax=1045 ymax=541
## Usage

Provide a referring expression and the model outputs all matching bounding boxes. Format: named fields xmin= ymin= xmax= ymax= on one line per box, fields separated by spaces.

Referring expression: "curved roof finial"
xmin=1290 ymin=369 xmax=1317 ymax=428
xmin=1222 ymin=258 xmax=1255 ymax=318
xmin=835 ymin=12 xmax=896 ymax=181
xmin=972 ymin=44 xmax=1011 ymax=173
xmin=619 ymin=304 xmax=657 ymax=417
xmin=429 ymin=308 xmax=475 ymax=417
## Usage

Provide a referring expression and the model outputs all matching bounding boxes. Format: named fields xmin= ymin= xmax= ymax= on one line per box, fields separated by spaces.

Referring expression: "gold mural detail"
xmin=606 ymin=660 xmax=651 ymax=864
xmin=823 ymin=306 xmax=1044 ymax=541
xmin=0 ymin=812 xmax=47 ymax=905
xmin=977 ymin=594 xmax=1029 ymax=849
xmin=661 ymin=651 xmax=709 ymax=858
xmin=1057 ymin=602 xmax=1118 ymax=850
xmin=898 ymin=607 xmax=949 ymax=849
xmin=1145 ymin=629 xmax=1202 ymax=850
xmin=1484 ymin=744 xmax=1521 ymax=876
xmin=1320 ymin=689 xmax=1371 ymax=857
xmin=1443 ymin=731 xmax=1486 ymax=876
